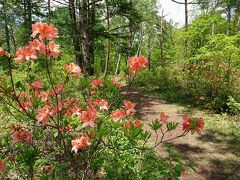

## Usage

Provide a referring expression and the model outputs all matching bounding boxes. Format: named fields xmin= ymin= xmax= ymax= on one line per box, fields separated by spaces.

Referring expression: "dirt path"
xmin=129 ymin=91 xmax=240 ymax=180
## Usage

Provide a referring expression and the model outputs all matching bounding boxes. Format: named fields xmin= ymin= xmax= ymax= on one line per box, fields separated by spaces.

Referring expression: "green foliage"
xmin=227 ymin=96 xmax=240 ymax=114
xmin=186 ymin=34 xmax=240 ymax=111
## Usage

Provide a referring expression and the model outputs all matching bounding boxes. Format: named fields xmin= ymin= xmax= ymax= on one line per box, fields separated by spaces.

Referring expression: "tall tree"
xmin=69 ymin=0 xmax=83 ymax=68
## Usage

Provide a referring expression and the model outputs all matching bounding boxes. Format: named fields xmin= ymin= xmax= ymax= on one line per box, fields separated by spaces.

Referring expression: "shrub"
xmin=0 ymin=22 xmax=204 ymax=179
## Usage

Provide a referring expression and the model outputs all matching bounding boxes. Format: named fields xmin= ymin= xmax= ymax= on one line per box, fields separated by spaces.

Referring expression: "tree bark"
xmin=160 ymin=11 xmax=164 ymax=66
xmin=48 ymin=0 xmax=51 ymax=21
xmin=184 ymin=0 xmax=188 ymax=60
xmin=79 ymin=0 xmax=95 ymax=75
xmin=2 ymin=1 xmax=11 ymax=52
xmin=104 ymin=0 xmax=111 ymax=77
xmin=226 ymin=4 xmax=231 ymax=36
xmin=26 ymin=0 xmax=33 ymax=39
xmin=115 ymin=53 xmax=121 ymax=75
xmin=235 ymin=0 xmax=240 ymax=33
xmin=69 ymin=0 xmax=83 ymax=68
xmin=147 ymin=36 xmax=151 ymax=70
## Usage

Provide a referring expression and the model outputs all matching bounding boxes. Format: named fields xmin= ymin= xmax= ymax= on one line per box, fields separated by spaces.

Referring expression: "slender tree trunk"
xmin=104 ymin=0 xmax=111 ymax=77
xmin=115 ymin=53 xmax=121 ymax=75
xmin=2 ymin=2 xmax=11 ymax=52
xmin=137 ymin=29 xmax=143 ymax=56
xmin=235 ymin=1 xmax=240 ymax=33
xmin=48 ymin=0 xmax=51 ymax=21
xmin=26 ymin=0 xmax=33 ymax=39
xmin=184 ymin=0 xmax=188 ymax=60
xmin=226 ymin=4 xmax=231 ymax=36
xmin=211 ymin=1 xmax=215 ymax=35
xmin=79 ymin=0 xmax=95 ymax=75
xmin=128 ymin=0 xmax=133 ymax=59
xmin=160 ymin=11 xmax=164 ymax=66
xmin=69 ymin=0 xmax=83 ymax=68
xmin=147 ymin=36 xmax=151 ymax=70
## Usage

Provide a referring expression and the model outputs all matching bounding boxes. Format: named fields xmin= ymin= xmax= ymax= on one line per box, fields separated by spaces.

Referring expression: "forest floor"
xmin=128 ymin=90 xmax=240 ymax=180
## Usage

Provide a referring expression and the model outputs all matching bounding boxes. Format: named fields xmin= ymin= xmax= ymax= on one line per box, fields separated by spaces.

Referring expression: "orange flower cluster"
xmin=36 ymin=105 xmax=57 ymax=125
xmin=32 ymin=22 xmax=58 ymax=40
xmin=124 ymin=120 xmax=142 ymax=129
xmin=160 ymin=112 xmax=169 ymax=124
xmin=64 ymin=63 xmax=82 ymax=77
xmin=129 ymin=55 xmax=148 ymax=73
xmin=8 ymin=124 xmax=31 ymax=143
xmin=71 ymin=135 xmax=91 ymax=153
xmin=0 ymin=47 xmax=10 ymax=58
xmin=111 ymin=77 xmax=125 ymax=88
xmin=182 ymin=114 xmax=204 ymax=135
xmin=111 ymin=100 xmax=136 ymax=120
xmin=91 ymin=79 xmax=104 ymax=88
xmin=78 ymin=108 xmax=97 ymax=128
xmin=0 ymin=160 xmax=7 ymax=172
xmin=14 ymin=22 xmax=60 ymax=63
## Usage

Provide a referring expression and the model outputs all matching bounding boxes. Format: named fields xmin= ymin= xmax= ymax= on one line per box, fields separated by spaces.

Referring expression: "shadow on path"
xmin=128 ymin=90 xmax=240 ymax=180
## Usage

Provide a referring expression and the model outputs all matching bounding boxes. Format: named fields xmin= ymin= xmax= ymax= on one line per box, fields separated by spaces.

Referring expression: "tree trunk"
xmin=160 ymin=11 xmax=164 ymax=66
xmin=235 ymin=1 xmax=240 ymax=33
xmin=48 ymin=0 xmax=51 ymax=21
xmin=148 ymin=36 xmax=151 ymax=70
xmin=79 ymin=0 xmax=95 ymax=75
xmin=115 ymin=53 xmax=121 ymax=75
xmin=2 ymin=1 xmax=11 ymax=52
xmin=104 ymin=0 xmax=111 ymax=77
xmin=226 ymin=4 xmax=231 ymax=36
xmin=26 ymin=0 xmax=33 ymax=39
xmin=69 ymin=0 xmax=83 ymax=68
xmin=128 ymin=0 xmax=133 ymax=59
xmin=137 ymin=29 xmax=143 ymax=56
xmin=184 ymin=0 xmax=188 ymax=60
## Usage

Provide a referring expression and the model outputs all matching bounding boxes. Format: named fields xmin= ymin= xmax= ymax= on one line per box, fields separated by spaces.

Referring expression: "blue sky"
xmin=159 ymin=0 xmax=192 ymax=27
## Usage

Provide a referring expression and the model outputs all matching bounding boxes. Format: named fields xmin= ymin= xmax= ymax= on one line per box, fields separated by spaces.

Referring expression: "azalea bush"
xmin=185 ymin=34 xmax=240 ymax=111
xmin=0 ymin=22 xmax=204 ymax=179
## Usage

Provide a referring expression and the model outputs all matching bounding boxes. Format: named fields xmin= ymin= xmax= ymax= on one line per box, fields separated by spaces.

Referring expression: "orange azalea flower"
xmin=0 ymin=160 xmax=7 ymax=172
xmin=111 ymin=109 xmax=126 ymax=120
xmin=36 ymin=105 xmax=56 ymax=125
xmin=32 ymin=22 xmax=58 ymax=40
xmin=91 ymin=99 xmax=108 ymax=110
xmin=64 ymin=63 xmax=82 ymax=77
xmin=91 ymin=90 xmax=97 ymax=96
xmin=19 ymin=99 xmax=32 ymax=112
xmin=14 ymin=46 xmax=37 ymax=63
xmin=42 ymin=165 xmax=52 ymax=174
xmin=111 ymin=78 xmax=125 ymax=88
xmin=29 ymin=39 xmax=41 ymax=50
xmin=129 ymin=55 xmax=148 ymax=73
xmin=123 ymin=100 xmax=136 ymax=116
xmin=36 ymin=105 xmax=50 ymax=125
xmin=49 ymin=41 xmax=60 ymax=59
xmin=79 ymin=108 xmax=97 ymax=128
xmin=71 ymin=135 xmax=91 ymax=153
xmin=135 ymin=120 xmax=143 ymax=127
xmin=39 ymin=41 xmax=48 ymax=56
xmin=97 ymin=99 xmax=108 ymax=110
xmin=160 ymin=112 xmax=169 ymax=124
xmin=124 ymin=120 xmax=133 ymax=129
xmin=8 ymin=124 xmax=31 ymax=143
xmin=182 ymin=115 xmax=204 ymax=135
xmin=124 ymin=120 xmax=142 ymax=129
xmin=65 ymin=104 xmax=82 ymax=117
xmin=29 ymin=79 xmax=43 ymax=91
xmin=49 ymin=85 xmax=64 ymax=96
xmin=91 ymin=79 xmax=103 ymax=88
xmin=36 ymin=91 xmax=48 ymax=102
xmin=0 ymin=47 xmax=9 ymax=58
